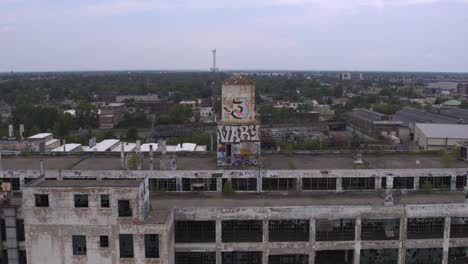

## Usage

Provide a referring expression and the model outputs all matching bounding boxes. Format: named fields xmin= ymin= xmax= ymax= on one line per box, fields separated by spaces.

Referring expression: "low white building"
xmin=414 ymin=123 xmax=468 ymax=150
xmin=51 ymin=143 xmax=82 ymax=153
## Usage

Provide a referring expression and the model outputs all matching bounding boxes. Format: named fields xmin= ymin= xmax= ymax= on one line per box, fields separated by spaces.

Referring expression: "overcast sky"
xmin=1 ymin=0 xmax=467 ymax=72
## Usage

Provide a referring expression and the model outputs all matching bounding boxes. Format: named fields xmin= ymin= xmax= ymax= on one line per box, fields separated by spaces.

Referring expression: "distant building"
xmin=273 ymin=101 xmax=304 ymax=112
xmin=394 ymin=107 xmax=468 ymax=134
xmin=347 ymin=109 xmax=409 ymax=141
xmin=458 ymin=83 xmax=468 ymax=98
xmin=414 ymin=123 xmax=468 ymax=150
xmin=340 ymin=72 xmax=351 ymax=80
xmin=115 ymin=94 xmax=160 ymax=103
xmin=0 ymin=101 xmax=12 ymax=121
xmin=28 ymin=133 xmax=54 ymax=152
xmin=198 ymin=106 xmax=214 ymax=123
xmin=99 ymin=103 xmax=126 ymax=129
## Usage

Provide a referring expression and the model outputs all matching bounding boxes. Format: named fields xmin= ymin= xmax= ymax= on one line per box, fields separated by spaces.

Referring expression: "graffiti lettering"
xmin=222 ymin=208 xmax=241 ymax=214
xmin=217 ymin=124 xmax=260 ymax=143
xmin=230 ymin=98 xmax=250 ymax=119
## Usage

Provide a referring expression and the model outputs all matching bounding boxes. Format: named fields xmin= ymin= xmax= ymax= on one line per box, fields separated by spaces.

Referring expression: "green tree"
xmin=75 ymin=101 xmax=98 ymax=129
xmin=126 ymin=127 xmax=138 ymax=141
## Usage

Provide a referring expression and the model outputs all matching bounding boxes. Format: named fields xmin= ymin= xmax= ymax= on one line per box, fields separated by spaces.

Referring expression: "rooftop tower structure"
xmin=217 ymin=75 xmax=260 ymax=166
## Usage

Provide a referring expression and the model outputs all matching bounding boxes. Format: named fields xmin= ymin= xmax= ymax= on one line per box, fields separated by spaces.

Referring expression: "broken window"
xmin=175 ymin=221 xmax=216 ymax=243
xmin=450 ymin=217 xmax=468 ymax=238
xmin=407 ymin=218 xmax=444 ymax=239
xmin=222 ymin=220 xmax=263 ymax=242
xmin=360 ymin=249 xmax=398 ymax=264
xmin=74 ymin=194 xmax=89 ymax=208
xmin=448 ymin=247 xmax=468 ymax=264
xmin=19 ymin=250 xmax=27 ymax=264
xmin=119 ymin=234 xmax=134 ymax=258
xmin=72 ymin=235 xmax=87 ymax=256
xmin=1 ymin=250 xmax=8 ymax=264
xmin=101 ymin=194 xmax=110 ymax=208
xmin=268 ymin=255 xmax=308 ymax=264
xmin=269 ymin=220 xmax=309 ymax=242
xmin=17 ymin=219 xmax=25 ymax=241
xmin=393 ymin=177 xmax=414 ymax=189
xmin=35 ymin=194 xmax=49 ymax=207
xmin=118 ymin=200 xmax=132 ymax=217
xmin=144 ymin=234 xmax=159 ymax=258
xmin=419 ymin=176 xmax=451 ymax=190
xmin=222 ymin=251 xmax=262 ymax=264
xmin=456 ymin=176 xmax=466 ymax=190
xmin=381 ymin=177 xmax=387 ymax=189
xmin=175 ymin=252 xmax=216 ymax=264
xmin=0 ymin=219 xmax=5 ymax=241
xmin=150 ymin=178 xmax=177 ymax=191
xmin=262 ymin=178 xmax=297 ymax=191
xmin=0 ymin=178 xmax=20 ymax=190
xmin=315 ymin=250 xmax=354 ymax=264
xmin=361 ymin=219 xmax=399 ymax=241
xmin=342 ymin=177 xmax=375 ymax=190
xmin=406 ymin=248 xmax=442 ymax=264
xmin=302 ymin=178 xmax=336 ymax=190
xmin=316 ymin=219 xmax=355 ymax=241
xmin=100 ymin=236 xmax=109 ymax=248
xmin=182 ymin=178 xmax=217 ymax=191
xmin=222 ymin=178 xmax=257 ymax=191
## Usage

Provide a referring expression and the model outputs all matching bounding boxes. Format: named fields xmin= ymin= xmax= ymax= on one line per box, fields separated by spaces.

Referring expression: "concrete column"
xmin=297 ymin=176 xmax=302 ymax=191
xmin=310 ymin=219 xmax=316 ymax=242
xmin=217 ymin=177 xmax=223 ymax=192
xmin=120 ymin=143 xmax=125 ymax=170
xmin=450 ymin=175 xmax=457 ymax=191
xmin=175 ymin=177 xmax=182 ymax=192
xmin=149 ymin=145 xmax=154 ymax=171
xmin=398 ymin=217 xmax=407 ymax=264
xmin=414 ymin=176 xmax=419 ymax=190
xmin=263 ymin=219 xmax=269 ymax=242
xmin=216 ymin=218 xmax=222 ymax=264
xmin=375 ymin=177 xmax=382 ymax=190
xmin=387 ymin=176 xmax=394 ymax=190
xmin=3 ymin=207 xmax=19 ymax=264
xmin=257 ymin=176 xmax=262 ymax=192
xmin=442 ymin=217 xmax=451 ymax=264
xmin=40 ymin=159 xmax=44 ymax=176
xmin=353 ymin=217 xmax=361 ymax=264
xmin=263 ymin=251 xmax=268 ymax=264
xmin=336 ymin=177 xmax=343 ymax=193
xmin=309 ymin=249 xmax=316 ymax=264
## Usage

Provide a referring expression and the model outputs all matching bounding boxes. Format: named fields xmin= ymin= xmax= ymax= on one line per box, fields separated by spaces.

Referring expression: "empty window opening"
xmin=302 ymin=178 xmax=336 ymax=190
xmin=315 ymin=250 xmax=354 ymax=264
xmin=342 ymin=177 xmax=375 ymax=190
xmin=182 ymin=178 xmax=217 ymax=191
xmin=456 ymin=176 xmax=467 ymax=190
xmin=419 ymin=176 xmax=451 ymax=190
xmin=1 ymin=219 xmax=5 ymax=241
xmin=450 ymin=217 xmax=468 ymax=238
xmin=175 ymin=221 xmax=216 ymax=243
xmin=262 ymin=178 xmax=297 ymax=191
xmin=407 ymin=218 xmax=444 ymax=239
xmin=175 ymin=252 xmax=216 ymax=264
xmin=393 ymin=177 xmax=414 ymax=189
xmin=316 ymin=219 xmax=355 ymax=241
xmin=1 ymin=250 xmax=8 ymax=263
xmin=222 ymin=220 xmax=263 ymax=243
xmin=150 ymin=178 xmax=177 ymax=191
xmin=119 ymin=234 xmax=134 ymax=258
xmin=16 ymin=219 xmax=25 ymax=241
xmin=269 ymin=220 xmax=309 ymax=242
xmin=381 ymin=177 xmax=387 ymax=189
xmin=19 ymin=250 xmax=27 ymax=264
xmin=74 ymin=194 xmax=89 ymax=208
xmin=35 ymin=194 xmax=49 ymax=207
xmin=360 ymin=249 xmax=398 ymax=264
xmin=72 ymin=235 xmax=87 ymax=256
xmin=101 ymin=194 xmax=110 ymax=208
xmin=361 ymin=219 xmax=400 ymax=241
xmin=0 ymin=178 xmax=20 ymax=191
xmin=406 ymin=248 xmax=442 ymax=264
xmin=144 ymin=234 xmax=159 ymax=258
xmin=118 ymin=200 xmax=132 ymax=217
xmin=222 ymin=178 xmax=257 ymax=191
xmin=448 ymin=247 xmax=468 ymax=264
xmin=222 ymin=251 xmax=262 ymax=264
xmin=100 ymin=236 xmax=109 ymax=248
xmin=268 ymin=255 xmax=308 ymax=264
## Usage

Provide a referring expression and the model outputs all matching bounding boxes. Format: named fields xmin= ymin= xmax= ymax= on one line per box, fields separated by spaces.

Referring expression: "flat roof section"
xmin=151 ymin=191 xmax=466 ymax=210
xmin=416 ymin=123 xmax=468 ymax=139
xmin=28 ymin=179 xmax=142 ymax=188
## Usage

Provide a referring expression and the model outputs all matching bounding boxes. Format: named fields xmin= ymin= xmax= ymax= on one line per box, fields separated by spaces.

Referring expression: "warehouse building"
xmin=414 ymin=123 xmax=468 ymax=151
xmin=347 ymin=109 xmax=409 ymax=141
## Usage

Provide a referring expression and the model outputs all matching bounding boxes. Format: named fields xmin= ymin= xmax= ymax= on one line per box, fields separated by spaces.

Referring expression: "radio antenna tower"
xmin=211 ymin=49 xmax=218 ymax=72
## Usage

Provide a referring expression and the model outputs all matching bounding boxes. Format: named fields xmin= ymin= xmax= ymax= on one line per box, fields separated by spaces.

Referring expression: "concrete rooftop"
xmin=2 ymin=153 xmax=468 ymax=171
xmin=150 ymin=191 xmax=466 ymax=210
